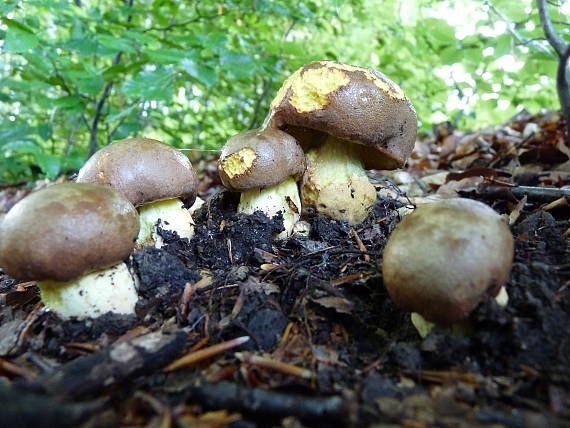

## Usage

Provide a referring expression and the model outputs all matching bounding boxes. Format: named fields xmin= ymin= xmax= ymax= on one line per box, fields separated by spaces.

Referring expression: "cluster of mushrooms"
xmin=0 ymin=60 xmax=514 ymax=335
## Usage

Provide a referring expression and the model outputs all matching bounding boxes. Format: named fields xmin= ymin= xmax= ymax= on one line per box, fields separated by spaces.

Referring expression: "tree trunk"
xmin=558 ymin=45 xmax=570 ymax=144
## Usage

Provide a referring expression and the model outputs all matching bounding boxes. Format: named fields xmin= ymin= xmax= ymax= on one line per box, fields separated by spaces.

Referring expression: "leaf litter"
xmin=0 ymin=110 xmax=569 ymax=427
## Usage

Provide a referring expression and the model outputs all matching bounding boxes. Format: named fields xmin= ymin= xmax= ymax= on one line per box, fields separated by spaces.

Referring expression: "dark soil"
xmin=1 ymin=186 xmax=569 ymax=427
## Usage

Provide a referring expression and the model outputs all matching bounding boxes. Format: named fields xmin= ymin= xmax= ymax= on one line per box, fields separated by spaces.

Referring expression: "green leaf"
xmin=38 ymin=124 xmax=53 ymax=141
xmin=22 ymin=52 xmax=53 ymax=74
xmin=64 ymin=38 xmax=99 ymax=56
xmin=36 ymin=153 xmax=61 ymax=179
xmin=97 ymin=34 xmax=137 ymax=53
xmin=122 ymin=69 xmax=173 ymax=100
xmin=492 ymin=0 xmax=530 ymax=21
xmin=77 ymin=76 xmax=105 ymax=95
xmin=124 ymin=31 xmax=157 ymax=44
xmin=145 ymin=48 xmax=187 ymax=64
xmin=4 ymin=26 xmax=39 ymax=52
xmin=220 ymin=51 xmax=255 ymax=79
xmin=204 ymin=33 xmax=228 ymax=53
xmin=181 ymin=59 xmax=217 ymax=87
xmin=421 ymin=18 xmax=455 ymax=45
xmin=53 ymin=95 xmax=82 ymax=108
xmin=105 ymin=103 xmax=138 ymax=123
xmin=440 ymin=46 xmax=464 ymax=65
xmin=2 ymin=140 xmax=42 ymax=155
xmin=0 ymin=124 xmax=35 ymax=142
xmin=494 ymin=34 xmax=512 ymax=57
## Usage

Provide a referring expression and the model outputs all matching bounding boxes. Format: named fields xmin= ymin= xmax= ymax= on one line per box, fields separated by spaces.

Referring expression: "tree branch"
xmin=88 ymin=0 xmax=134 ymax=156
xmin=144 ymin=1 xmax=220 ymax=32
xmin=486 ymin=1 xmax=551 ymax=55
xmin=537 ymin=0 xmax=567 ymax=57
xmin=248 ymin=77 xmax=273 ymax=130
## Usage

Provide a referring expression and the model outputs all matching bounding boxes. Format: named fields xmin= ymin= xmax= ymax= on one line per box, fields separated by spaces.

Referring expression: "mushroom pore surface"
xmin=381 ymin=198 xmax=514 ymax=324
xmin=0 ymin=183 xmax=140 ymax=282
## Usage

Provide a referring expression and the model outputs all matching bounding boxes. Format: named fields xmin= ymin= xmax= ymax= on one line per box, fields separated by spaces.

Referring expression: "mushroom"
xmin=264 ymin=60 xmax=417 ymax=225
xmin=76 ymin=138 xmax=198 ymax=247
xmin=218 ymin=128 xmax=306 ymax=237
xmin=381 ymin=198 xmax=514 ymax=328
xmin=0 ymin=183 xmax=140 ymax=318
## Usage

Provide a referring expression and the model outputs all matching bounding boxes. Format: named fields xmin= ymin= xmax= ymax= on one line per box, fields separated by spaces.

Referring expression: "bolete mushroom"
xmin=0 ymin=183 xmax=140 ymax=318
xmin=264 ymin=60 xmax=417 ymax=225
xmin=382 ymin=198 xmax=514 ymax=327
xmin=218 ymin=128 xmax=306 ymax=237
xmin=76 ymin=138 xmax=198 ymax=247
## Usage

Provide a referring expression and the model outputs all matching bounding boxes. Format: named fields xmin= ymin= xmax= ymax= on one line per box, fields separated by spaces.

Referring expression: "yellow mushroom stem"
xmin=37 ymin=262 xmax=138 ymax=319
xmin=300 ymin=135 xmax=377 ymax=225
xmin=411 ymin=286 xmax=510 ymax=339
xmin=238 ymin=177 xmax=301 ymax=239
xmin=137 ymin=198 xmax=194 ymax=248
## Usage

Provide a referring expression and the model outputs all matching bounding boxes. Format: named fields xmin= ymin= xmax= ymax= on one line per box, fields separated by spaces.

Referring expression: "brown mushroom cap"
xmin=0 ymin=183 xmax=140 ymax=283
xmin=382 ymin=198 xmax=514 ymax=324
xmin=76 ymin=138 xmax=197 ymax=207
xmin=218 ymin=128 xmax=306 ymax=192
xmin=264 ymin=60 xmax=417 ymax=169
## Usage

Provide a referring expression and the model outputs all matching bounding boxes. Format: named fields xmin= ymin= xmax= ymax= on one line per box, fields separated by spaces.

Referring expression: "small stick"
xmin=472 ymin=183 xmax=570 ymax=203
xmin=186 ymin=382 xmax=357 ymax=424
xmin=164 ymin=336 xmax=250 ymax=372
xmin=236 ymin=352 xmax=313 ymax=379
xmin=351 ymin=229 xmax=370 ymax=262
xmin=0 ymin=357 xmax=36 ymax=381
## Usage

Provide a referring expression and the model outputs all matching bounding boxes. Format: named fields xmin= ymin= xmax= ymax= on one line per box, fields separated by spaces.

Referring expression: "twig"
xmin=0 ymin=383 xmax=105 ymax=428
xmin=236 ymin=352 xmax=313 ymax=379
xmin=144 ymin=2 xmax=220 ymax=32
xmin=164 ymin=336 xmax=250 ymax=372
xmin=193 ymin=87 xmax=212 ymax=146
xmin=248 ymin=77 xmax=273 ymax=130
xmin=469 ymin=183 xmax=570 ymax=202
xmin=63 ymin=117 xmax=83 ymax=157
xmin=185 ymin=382 xmax=357 ymax=424
xmin=36 ymin=330 xmax=187 ymax=399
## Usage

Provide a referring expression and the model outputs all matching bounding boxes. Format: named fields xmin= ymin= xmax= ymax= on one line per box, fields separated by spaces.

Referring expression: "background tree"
xmin=537 ymin=0 xmax=570 ymax=143
xmin=0 ymin=0 xmax=568 ymax=183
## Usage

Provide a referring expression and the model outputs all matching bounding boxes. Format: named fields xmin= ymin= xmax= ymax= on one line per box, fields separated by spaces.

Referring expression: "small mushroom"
xmin=382 ymin=198 xmax=514 ymax=326
xmin=265 ymin=60 xmax=417 ymax=225
xmin=0 ymin=183 xmax=140 ymax=318
xmin=218 ymin=128 xmax=306 ymax=237
xmin=76 ymin=138 xmax=198 ymax=247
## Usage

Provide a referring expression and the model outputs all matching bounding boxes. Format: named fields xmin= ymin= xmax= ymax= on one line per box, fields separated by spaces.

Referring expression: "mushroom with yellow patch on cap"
xmin=76 ymin=138 xmax=198 ymax=248
xmin=218 ymin=128 xmax=306 ymax=238
xmin=264 ymin=60 xmax=417 ymax=225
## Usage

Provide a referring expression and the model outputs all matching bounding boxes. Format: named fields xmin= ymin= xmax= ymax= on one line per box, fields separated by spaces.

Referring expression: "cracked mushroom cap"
xmin=0 ymin=183 xmax=140 ymax=283
xmin=264 ymin=60 xmax=417 ymax=169
xmin=76 ymin=138 xmax=197 ymax=207
xmin=382 ymin=198 xmax=514 ymax=324
xmin=218 ymin=128 xmax=306 ymax=192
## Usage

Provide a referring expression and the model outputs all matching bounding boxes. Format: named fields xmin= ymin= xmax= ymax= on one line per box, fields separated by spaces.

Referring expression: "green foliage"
xmin=0 ymin=0 xmax=568 ymax=183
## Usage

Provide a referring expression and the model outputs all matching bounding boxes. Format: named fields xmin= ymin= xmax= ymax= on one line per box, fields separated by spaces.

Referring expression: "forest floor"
xmin=0 ymin=110 xmax=569 ymax=427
